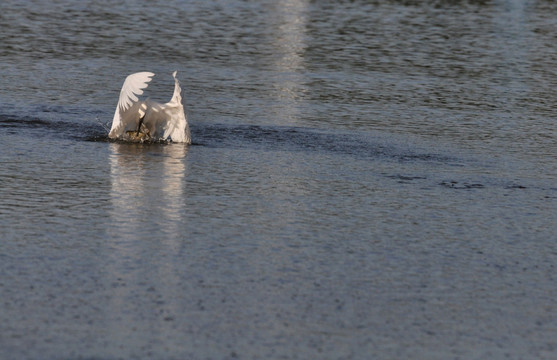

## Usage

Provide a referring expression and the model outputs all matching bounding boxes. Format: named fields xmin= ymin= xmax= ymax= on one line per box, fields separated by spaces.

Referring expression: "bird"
xmin=108 ymin=71 xmax=191 ymax=144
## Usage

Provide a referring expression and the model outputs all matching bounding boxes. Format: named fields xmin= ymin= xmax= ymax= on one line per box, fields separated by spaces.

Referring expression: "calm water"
xmin=1 ymin=0 xmax=556 ymax=359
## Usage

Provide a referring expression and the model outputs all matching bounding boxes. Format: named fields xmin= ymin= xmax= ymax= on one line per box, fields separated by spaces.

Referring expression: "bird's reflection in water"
xmin=108 ymin=142 xmax=188 ymax=239
xmin=106 ymin=143 xmax=188 ymax=344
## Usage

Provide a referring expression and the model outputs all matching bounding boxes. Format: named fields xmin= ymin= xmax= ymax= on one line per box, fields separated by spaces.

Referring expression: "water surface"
xmin=1 ymin=0 xmax=556 ymax=359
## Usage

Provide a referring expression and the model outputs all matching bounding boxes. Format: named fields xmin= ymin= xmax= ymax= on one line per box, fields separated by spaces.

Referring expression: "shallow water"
xmin=1 ymin=0 xmax=556 ymax=359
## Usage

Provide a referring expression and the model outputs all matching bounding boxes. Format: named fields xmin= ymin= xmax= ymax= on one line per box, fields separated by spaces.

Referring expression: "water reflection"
xmin=108 ymin=142 xmax=188 ymax=238
xmin=267 ymin=0 xmax=310 ymax=125
xmin=269 ymin=0 xmax=308 ymax=73
xmin=105 ymin=142 xmax=188 ymax=347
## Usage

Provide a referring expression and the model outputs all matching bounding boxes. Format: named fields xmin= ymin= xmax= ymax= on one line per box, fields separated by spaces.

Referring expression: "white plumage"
xmin=108 ymin=71 xmax=191 ymax=143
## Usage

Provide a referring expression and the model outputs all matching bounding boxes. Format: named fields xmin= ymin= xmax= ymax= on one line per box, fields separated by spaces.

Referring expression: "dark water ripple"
xmin=2 ymin=112 xmax=542 ymax=196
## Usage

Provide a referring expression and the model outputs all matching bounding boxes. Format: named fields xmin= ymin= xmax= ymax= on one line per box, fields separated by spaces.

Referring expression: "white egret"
xmin=108 ymin=71 xmax=191 ymax=143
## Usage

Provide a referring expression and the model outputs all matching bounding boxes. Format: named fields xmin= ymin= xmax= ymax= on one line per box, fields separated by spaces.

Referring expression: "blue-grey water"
xmin=1 ymin=0 xmax=556 ymax=359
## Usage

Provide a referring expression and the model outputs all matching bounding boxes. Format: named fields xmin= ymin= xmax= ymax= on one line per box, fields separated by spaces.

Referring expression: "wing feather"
xmin=118 ymin=72 xmax=155 ymax=111
xmin=109 ymin=72 xmax=155 ymax=138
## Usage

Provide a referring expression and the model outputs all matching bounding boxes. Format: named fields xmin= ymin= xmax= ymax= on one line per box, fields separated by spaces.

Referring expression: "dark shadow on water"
xmin=2 ymin=113 xmax=537 ymax=192
xmin=0 ymin=113 xmax=105 ymax=141
xmin=193 ymin=123 xmax=457 ymax=164
xmin=2 ymin=112 xmax=455 ymax=164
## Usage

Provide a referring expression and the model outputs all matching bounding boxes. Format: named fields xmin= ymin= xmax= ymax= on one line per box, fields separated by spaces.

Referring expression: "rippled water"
xmin=1 ymin=0 xmax=556 ymax=359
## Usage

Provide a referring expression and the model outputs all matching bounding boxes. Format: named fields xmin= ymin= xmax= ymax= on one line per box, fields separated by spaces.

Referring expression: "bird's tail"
xmin=169 ymin=71 xmax=182 ymax=106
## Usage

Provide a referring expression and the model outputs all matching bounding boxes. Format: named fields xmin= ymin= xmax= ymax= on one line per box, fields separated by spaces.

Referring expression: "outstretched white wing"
xmin=108 ymin=72 xmax=155 ymax=138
